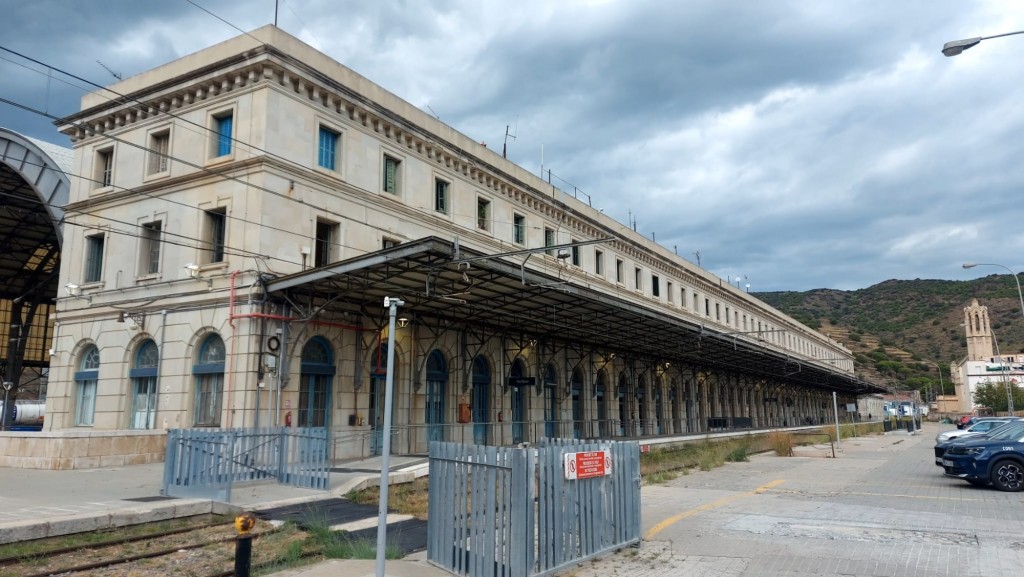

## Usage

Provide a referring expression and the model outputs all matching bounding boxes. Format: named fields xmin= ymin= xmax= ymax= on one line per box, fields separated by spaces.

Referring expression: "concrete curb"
xmin=0 ymin=499 xmax=224 ymax=545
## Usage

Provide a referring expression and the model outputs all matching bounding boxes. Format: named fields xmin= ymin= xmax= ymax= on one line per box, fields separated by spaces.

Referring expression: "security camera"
xmin=184 ymin=263 xmax=200 ymax=278
xmin=556 ymin=249 xmax=571 ymax=259
xmin=64 ymin=283 xmax=80 ymax=296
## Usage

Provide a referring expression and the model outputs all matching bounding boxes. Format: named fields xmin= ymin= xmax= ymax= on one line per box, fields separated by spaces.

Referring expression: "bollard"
xmin=234 ymin=513 xmax=257 ymax=577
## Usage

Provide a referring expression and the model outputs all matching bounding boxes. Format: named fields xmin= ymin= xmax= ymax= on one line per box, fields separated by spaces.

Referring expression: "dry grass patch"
xmin=346 ymin=476 xmax=431 ymax=519
xmin=767 ymin=431 xmax=794 ymax=456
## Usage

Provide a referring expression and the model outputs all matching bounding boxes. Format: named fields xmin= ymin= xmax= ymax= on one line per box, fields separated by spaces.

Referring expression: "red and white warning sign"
xmin=564 ymin=450 xmax=612 ymax=480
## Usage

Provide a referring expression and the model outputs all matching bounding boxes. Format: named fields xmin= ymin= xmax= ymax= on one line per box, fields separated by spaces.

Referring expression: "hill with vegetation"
xmin=754 ymin=274 xmax=1024 ymax=400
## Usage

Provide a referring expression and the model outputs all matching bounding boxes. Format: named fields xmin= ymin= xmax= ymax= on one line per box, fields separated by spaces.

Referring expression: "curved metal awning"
xmin=266 ymin=236 xmax=887 ymax=396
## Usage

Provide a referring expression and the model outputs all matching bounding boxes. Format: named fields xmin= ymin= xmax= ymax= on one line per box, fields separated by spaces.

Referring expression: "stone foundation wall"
xmin=0 ymin=430 xmax=166 ymax=469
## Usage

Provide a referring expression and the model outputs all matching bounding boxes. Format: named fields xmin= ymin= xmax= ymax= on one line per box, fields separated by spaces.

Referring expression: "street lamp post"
xmin=942 ymin=30 xmax=1024 ymax=56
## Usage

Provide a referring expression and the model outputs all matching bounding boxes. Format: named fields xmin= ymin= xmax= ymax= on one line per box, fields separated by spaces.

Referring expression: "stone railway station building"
xmin=0 ymin=26 xmax=883 ymax=469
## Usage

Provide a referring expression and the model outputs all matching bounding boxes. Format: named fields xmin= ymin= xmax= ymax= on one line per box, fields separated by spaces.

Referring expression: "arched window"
xmin=299 ymin=337 xmax=334 ymax=428
xmin=130 ymin=340 xmax=159 ymax=429
xmin=617 ymin=372 xmax=629 ymax=436
xmin=74 ymin=345 xmax=100 ymax=426
xmin=193 ymin=334 xmax=225 ymax=427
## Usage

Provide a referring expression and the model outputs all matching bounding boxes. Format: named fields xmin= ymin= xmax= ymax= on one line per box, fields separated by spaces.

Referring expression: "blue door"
xmin=425 ymin=350 xmax=446 ymax=443
xmin=544 ymin=363 xmax=559 ymax=438
xmin=471 ymin=356 xmax=490 ymax=445
xmin=509 ymin=359 xmax=527 ymax=444
xmin=369 ymin=344 xmax=393 ymax=456
xmin=300 ymin=337 xmax=334 ymax=429
xmin=571 ymin=368 xmax=584 ymax=439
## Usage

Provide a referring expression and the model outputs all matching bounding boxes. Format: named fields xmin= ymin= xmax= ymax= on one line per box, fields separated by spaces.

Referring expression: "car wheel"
xmin=990 ymin=460 xmax=1024 ymax=492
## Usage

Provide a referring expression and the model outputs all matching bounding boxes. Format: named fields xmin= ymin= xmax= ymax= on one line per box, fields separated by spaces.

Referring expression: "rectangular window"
xmin=94 ymin=147 xmax=113 ymax=189
xmin=147 ymin=131 xmax=169 ymax=175
xmin=513 ymin=213 xmax=526 ymax=244
xmin=615 ymin=259 xmax=624 ymax=283
xmin=315 ymin=219 xmax=338 ymax=267
xmin=477 ymin=198 xmax=491 ymax=231
xmin=667 ymin=281 xmax=673 ymax=303
xmin=435 ymin=179 xmax=449 ymax=213
xmin=595 ymin=250 xmax=604 ymax=276
xmin=213 ymin=112 xmax=233 ymax=157
xmin=140 ymin=221 xmax=162 ymax=275
xmin=205 ymin=208 xmax=226 ymax=264
xmin=693 ymin=291 xmax=699 ymax=312
xmin=318 ymin=126 xmax=340 ymax=170
xmin=652 ymin=275 xmax=660 ymax=297
xmin=76 ymin=379 xmax=96 ymax=426
xmin=725 ymin=306 xmax=731 ymax=325
xmin=84 ymin=233 xmax=105 ymax=283
xmin=571 ymin=240 xmax=580 ymax=266
xmin=544 ymin=228 xmax=555 ymax=255
xmin=383 ymin=155 xmax=400 ymax=194
xmin=716 ymin=303 xmax=721 ymax=321
xmin=634 ymin=267 xmax=643 ymax=291
xmin=705 ymin=298 xmax=711 ymax=317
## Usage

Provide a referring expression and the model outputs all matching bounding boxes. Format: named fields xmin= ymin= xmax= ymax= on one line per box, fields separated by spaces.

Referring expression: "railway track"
xmin=0 ymin=516 xmax=305 ymax=577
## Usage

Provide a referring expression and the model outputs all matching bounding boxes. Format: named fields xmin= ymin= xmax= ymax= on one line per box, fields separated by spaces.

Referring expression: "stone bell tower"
xmin=963 ymin=298 xmax=995 ymax=361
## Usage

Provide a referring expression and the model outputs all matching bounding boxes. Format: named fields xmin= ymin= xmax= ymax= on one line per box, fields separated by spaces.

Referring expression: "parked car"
xmin=935 ymin=419 xmax=1022 ymax=465
xmin=940 ymin=421 xmax=1024 ymax=491
xmin=957 ymin=415 xmax=996 ymax=430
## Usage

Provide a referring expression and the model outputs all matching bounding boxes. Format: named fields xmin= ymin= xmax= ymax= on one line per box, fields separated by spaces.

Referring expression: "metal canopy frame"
xmin=266 ymin=237 xmax=885 ymax=396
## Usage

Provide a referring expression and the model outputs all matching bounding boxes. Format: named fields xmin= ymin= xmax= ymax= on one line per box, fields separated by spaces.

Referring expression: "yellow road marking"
xmin=644 ymin=479 xmax=785 ymax=539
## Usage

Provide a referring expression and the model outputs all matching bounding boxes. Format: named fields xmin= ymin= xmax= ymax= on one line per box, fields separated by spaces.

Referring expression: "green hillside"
xmin=754 ymin=274 xmax=1024 ymax=400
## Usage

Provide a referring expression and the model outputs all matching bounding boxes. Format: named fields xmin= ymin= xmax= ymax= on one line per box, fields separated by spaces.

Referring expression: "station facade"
xmin=33 ymin=26 xmax=877 ymax=468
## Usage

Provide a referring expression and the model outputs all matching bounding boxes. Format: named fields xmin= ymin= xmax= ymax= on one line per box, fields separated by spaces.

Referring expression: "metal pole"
xmin=832 ymin=391 xmax=840 ymax=448
xmin=375 ymin=296 xmax=403 ymax=577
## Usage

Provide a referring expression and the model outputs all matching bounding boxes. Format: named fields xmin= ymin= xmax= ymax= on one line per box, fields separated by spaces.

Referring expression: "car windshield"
xmin=985 ymin=421 xmax=1024 ymax=440
xmin=968 ymin=420 xmax=1007 ymax=432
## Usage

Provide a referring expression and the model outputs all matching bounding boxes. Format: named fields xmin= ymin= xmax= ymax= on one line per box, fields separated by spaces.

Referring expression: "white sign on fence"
xmin=564 ymin=450 xmax=612 ymax=480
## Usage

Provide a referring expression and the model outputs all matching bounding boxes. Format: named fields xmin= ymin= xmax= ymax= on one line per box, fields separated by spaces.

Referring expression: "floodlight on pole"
xmin=942 ymin=30 xmax=1024 ymax=56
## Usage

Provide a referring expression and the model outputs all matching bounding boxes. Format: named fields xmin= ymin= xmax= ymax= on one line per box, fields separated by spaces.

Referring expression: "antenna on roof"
xmin=426 ymin=105 xmax=440 ymax=120
xmin=96 ymin=60 xmax=121 ymax=80
xmin=274 ymin=0 xmax=279 ymax=26
xmin=693 ymin=251 xmax=701 ymax=267
xmin=502 ymin=124 xmax=517 ymax=159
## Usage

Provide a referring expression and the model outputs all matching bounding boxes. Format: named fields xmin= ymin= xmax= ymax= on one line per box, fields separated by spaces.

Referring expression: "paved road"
xmin=570 ymin=424 xmax=1024 ymax=577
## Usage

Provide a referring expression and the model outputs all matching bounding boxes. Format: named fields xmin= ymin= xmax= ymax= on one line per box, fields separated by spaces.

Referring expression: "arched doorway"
xmin=129 ymin=340 xmax=159 ymax=429
xmin=653 ymin=376 xmax=664 ymax=435
xmin=509 ymin=358 xmax=528 ymax=444
xmin=636 ymin=374 xmax=647 ymax=436
xmin=193 ymin=334 xmax=225 ymax=427
xmin=595 ymin=369 xmax=608 ymax=437
xmin=425 ymin=350 xmax=447 ymax=442
xmin=369 ymin=344 xmax=396 ymax=455
xmin=571 ymin=366 xmax=585 ymax=438
xmin=617 ymin=372 xmax=629 ymax=437
xmin=543 ymin=363 xmax=559 ymax=438
xmin=299 ymin=337 xmax=334 ymax=428
xmin=471 ymin=355 xmax=490 ymax=444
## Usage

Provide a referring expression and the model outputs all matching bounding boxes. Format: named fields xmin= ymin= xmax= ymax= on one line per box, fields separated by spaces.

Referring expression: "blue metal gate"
xmin=162 ymin=427 xmax=329 ymax=501
xmin=428 ymin=437 xmax=641 ymax=577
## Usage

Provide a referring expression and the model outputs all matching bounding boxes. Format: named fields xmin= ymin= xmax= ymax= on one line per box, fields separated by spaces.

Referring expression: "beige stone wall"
xmin=0 ymin=431 xmax=166 ymax=470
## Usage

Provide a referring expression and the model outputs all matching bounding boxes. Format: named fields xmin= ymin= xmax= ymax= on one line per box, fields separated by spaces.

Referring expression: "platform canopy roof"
xmin=266 ymin=237 xmax=888 ymax=396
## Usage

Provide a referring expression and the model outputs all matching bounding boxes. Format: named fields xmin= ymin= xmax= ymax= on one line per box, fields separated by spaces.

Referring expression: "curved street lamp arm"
xmin=943 ymin=29 xmax=1024 ymax=56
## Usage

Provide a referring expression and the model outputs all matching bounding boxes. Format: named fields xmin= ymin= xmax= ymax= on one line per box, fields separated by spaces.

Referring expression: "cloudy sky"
xmin=2 ymin=0 xmax=1022 ymax=291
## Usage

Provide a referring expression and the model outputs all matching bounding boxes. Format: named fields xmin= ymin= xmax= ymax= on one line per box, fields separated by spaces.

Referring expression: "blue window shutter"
xmin=217 ymin=115 xmax=233 ymax=156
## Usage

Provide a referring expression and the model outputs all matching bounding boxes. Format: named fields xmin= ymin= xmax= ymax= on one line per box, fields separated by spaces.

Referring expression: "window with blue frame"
xmin=193 ymin=334 xmax=225 ymax=426
xmin=130 ymin=340 xmax=159 ymax=429
xmin=318 ymin=126 xmax=339 ymax=170
xmin=75 ymin=345 xmax=100 ymax=426
xmin=212 ymin=112 xmax=233 ymax=157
